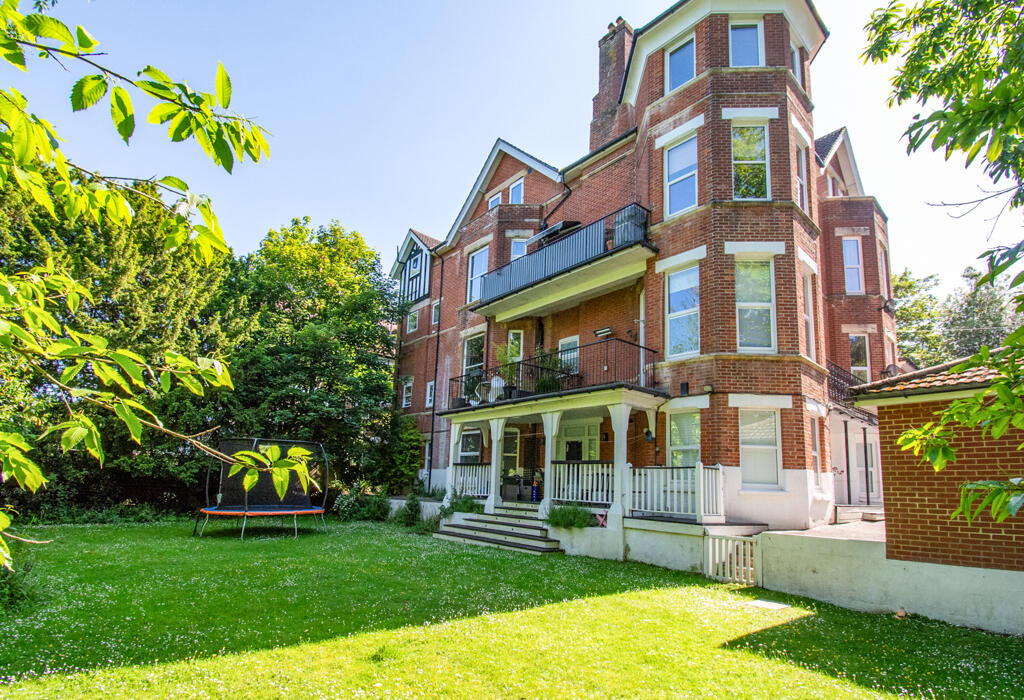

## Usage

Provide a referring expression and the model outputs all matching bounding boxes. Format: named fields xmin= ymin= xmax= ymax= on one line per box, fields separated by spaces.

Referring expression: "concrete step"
xmin=464 ymin=516 xmax=548 ymax=536
xmin=432 ymin=530 xmax=563 ymax=555
xmin=494 ymin=504 xmax=540 ymax=516
xmin=477 ymin=511 xmax=545 ymax=527
xmin=441 ymin=523 xmax=560 ymax=549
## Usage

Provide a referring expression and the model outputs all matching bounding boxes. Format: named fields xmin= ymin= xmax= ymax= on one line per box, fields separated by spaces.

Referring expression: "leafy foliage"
xmin=332 ymin=482 xmax=390 ymax=522
xmin=866 ymin=2 xmax=1024 ymax=520
xmin=394 ymin=492 xmax=421 ymax=527
xmin=942 ymin=267 xmax=1018 ymax=358
xmin=438 ymin=492 xmax=484 ymax=519
xmin=892 ymin=269 xmax=946 ymax=367
xmin=546 ymin=503 xmax=595 ymax=529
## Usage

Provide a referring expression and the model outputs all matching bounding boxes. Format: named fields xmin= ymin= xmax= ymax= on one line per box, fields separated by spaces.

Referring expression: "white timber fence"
xmin=629 ymin=462 xmax=724 ymax=522
xmin=549 ymin=461 xmax=615 ymax=505
xmin=451 ymin=463 xmax=489 ymax=498
xmin=705 ymin=535 xmax=760 ymax=585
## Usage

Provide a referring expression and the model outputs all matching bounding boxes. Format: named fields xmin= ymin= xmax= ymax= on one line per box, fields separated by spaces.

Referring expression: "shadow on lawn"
xmin=1 ymin=522 xmax=718 ymax=682
xmin=722 ymin=591 xmax=1024 ymax=696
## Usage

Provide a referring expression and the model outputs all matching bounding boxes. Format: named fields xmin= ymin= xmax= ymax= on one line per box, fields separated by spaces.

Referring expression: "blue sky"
xmin=10 ymin=0 xmax=1021 ymax=294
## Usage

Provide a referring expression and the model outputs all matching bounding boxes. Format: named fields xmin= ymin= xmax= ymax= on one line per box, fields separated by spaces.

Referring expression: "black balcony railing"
xmin=827 ymin=360 xmax=862 ymax=407
xmin=448 ymin=337 xmax=658 ymax=410
xmin=477 ymin=203 xmax=650 ymax=305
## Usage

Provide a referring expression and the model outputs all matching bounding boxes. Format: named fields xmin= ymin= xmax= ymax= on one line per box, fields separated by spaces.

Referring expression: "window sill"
xmin=737 ymin=487 xmax=788 ymax=496
xmin=736 ymin=348 xmax=778 ymax=355
xmin=663 ymin=205 xmax=698 ymax=222
xmin=665 ymin=351 xmax=700 ymax=362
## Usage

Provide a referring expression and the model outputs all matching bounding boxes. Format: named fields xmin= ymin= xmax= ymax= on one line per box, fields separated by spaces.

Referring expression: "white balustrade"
xmin=629 ymin=462 xmax=723 ymax=521
xmin=451 ymin=463 xmax=489 ymax=498
xmin=550 ymin=461 xmax=615 ymax=505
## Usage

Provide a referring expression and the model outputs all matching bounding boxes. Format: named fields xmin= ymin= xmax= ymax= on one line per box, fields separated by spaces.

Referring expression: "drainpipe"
xmin=862 ymin=426 xmax=871 ymax=507
xmin=426 ymin=251 xmax=445 ymax=493
xmin=541 ymin=182 xmax=572 ymax=229
xmin=843 ymin=420 xmax=852 ymax=506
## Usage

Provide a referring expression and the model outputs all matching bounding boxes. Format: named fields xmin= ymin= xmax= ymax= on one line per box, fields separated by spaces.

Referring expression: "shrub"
xmin=438 ymin=492 xmax=483 ymax=519
xmin=0 ymin=543 xmax=38 ymax=611
xmin=412 ymin=514 xmax=440 ymax=535
xmin=546 ymin=504 xmax=594 ymax=529
xmin=332 ymin=481 xmax=390 ymax=522
xmin=395 ymin=493 xmax=422 ymax=527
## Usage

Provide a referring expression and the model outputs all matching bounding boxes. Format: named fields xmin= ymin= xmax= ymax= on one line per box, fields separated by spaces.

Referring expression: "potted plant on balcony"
xmin=534 ymin=347 xmax=565 ymax=394
xmin=494 ymin=342 xmax=521 ymax=400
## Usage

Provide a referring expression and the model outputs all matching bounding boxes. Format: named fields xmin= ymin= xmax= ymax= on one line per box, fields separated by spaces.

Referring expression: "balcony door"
xmin=638 ymin=289 xmax=646 ymax=386
xmin=556 ymin=422 xmax=599 ymax=462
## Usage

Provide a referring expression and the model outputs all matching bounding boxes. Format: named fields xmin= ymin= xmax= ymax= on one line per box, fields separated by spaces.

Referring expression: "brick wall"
xmin=878 ymin=398 xmax=1024 ymax=572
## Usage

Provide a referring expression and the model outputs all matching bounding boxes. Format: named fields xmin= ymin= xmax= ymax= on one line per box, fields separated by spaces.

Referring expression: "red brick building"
xmin=854 ymin=362 xmax=1024 ymax=572
xmin=391 ymin=0 xmax=895 ymax=537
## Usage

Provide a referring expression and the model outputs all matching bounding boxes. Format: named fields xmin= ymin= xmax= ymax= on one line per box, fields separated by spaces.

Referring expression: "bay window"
xmin=667 ymin=37 xmax=695 ymax=91
xmin=850 ymin=334 xmax=869 ymax=383
xmin=843 ymin=237 xmax=864 ymax=294
xmin=739 ymin=409 xmax=781 ymax=487
xmin=730 ymin=23 xmax=763 ymax=67
xmin=666 ymin=265 xmax=699 ymax=357
xmin=666 ymin=135 xmax=698 ymax=215
xmin=668 ymin=411 xmax=700 ymax=467
xmin=802 ymin=273 xmax=816 ymax=361
xmin=467 ymin=246 xmax=489 ymax=302
xmin=735 ymin=260 xmax=775 ymax=352
xmin=732 ymin=125 xmax=768 ymax=200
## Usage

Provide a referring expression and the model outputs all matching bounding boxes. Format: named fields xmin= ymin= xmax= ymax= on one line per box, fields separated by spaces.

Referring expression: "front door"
xmin=557 ymin=423 xmax=600 ymax=461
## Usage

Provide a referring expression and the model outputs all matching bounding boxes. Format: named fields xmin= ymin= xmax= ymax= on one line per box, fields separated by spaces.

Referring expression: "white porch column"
xmin=443 ymin=422 xmax=464 ymax=506
xmin=607 ymin=403 xmax=631 ymax=556
xmin=538 ymin=411 xmax=562 ymax=519
xmin=484 ymin=417 xmax=507 ymax=514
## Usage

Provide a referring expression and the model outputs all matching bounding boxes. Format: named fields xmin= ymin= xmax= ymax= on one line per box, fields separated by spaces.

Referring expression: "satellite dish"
xmin=881 ymin=363 xmax=901 ymax=378
xmin=881 ymin=298 xmax=898 ymax=314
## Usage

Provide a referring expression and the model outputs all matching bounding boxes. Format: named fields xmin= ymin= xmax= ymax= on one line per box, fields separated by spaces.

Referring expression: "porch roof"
xmin=441 ymin=384 xmax=667 ymax=426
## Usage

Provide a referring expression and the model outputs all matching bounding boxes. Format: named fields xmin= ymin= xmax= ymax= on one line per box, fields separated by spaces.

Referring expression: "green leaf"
xmin=271 ymin=468 xmax=289 ymax=500
xmin=140 ymin=65 xmax=172 ymax=84
xmin=215 ymin=61 xmax=232 ymax=109
xmin=75 ymin=25 xmax=98 ymax=51
xmin=24 ymin=14 xmax=75 ymax=47
xmin=159 ymin=370 xmax=171 ymax=393
xmin=0 ymin=432 xmax=32 ymax=452
xmin=147 ymin=102 xmax=179 ymax=125
xmin=158 ymin=175 xmax=188 ymax=191
xmin=211 ymin=129 xmax=234 ymax=173
xmin=0 ymin=36 xmax=27 ymax=71
xmin=60 ymin=425 xmax=88 ymax=452
xmin=113 ymin=400 xmax=143 ymax=443
xmin=109 ymin=351 xmax=146 ymax=387
xmin=70 ymin=74 xmax=108 ymax=112
xmin=242 ymin=468 xmax=258 ymax=491
xmin=109 ymin=86 xmax=135 ymax=144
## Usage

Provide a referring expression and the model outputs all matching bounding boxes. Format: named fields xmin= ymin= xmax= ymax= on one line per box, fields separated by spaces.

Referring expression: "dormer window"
xmin=509 ymin=178 xmax=524 ymax=204
xmin=488 ymin=192 xmax=501 ymax=209
xmin=730 ymin=22 xmax=764 ymax=67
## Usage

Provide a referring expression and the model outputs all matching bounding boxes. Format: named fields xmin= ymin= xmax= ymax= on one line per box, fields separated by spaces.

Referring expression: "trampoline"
xmin=196 ymin=438 xmax=330 ymax=539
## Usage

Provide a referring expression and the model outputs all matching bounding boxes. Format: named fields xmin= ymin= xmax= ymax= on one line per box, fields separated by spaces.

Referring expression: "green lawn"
xmin=0 ymin=521 xmax=1020 ymax=698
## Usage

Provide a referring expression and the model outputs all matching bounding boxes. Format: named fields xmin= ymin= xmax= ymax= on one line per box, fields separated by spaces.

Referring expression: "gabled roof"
xmin=439 ymin=138 xmax=562 ymax=251
xmin=852 ymin=356 xmax=999 ymax=401
xmin=814 ymin=126 xmax=865 ymax=196
xmin=411 ymin=229 xmax=441 ymax=249
xmin=389 ymin=228 xmax=436 ymax=279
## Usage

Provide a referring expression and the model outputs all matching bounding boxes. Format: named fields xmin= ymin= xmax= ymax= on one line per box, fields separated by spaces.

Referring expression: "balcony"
xmin=446 ymin=337 xmax=660 ymax=412
xmin=474 ymin=203 xmax=655 ymax=322
xmin=827 ymin=360 xmax=878 ymax=424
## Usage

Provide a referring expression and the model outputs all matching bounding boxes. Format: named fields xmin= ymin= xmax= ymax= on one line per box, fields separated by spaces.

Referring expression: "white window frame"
xmin=795 ymin=146 xmax=808 ymax=212
xmin=431 ymin=300 xmax=440 ymax=325
xmin=510 ymin=238 xmax=529 ymax=261
xmin=502 ymin=427 xmax=520 ymax=475
xmin=487 ymin=192 xmax=501 ymax=209
xmin=458 ymin=430 xmax=482 ymax=463
xmin=664 ymin=134 xmax=699 ymax=218
xmin=666 ymin=410 xmax=701 ymax=467
xmin=729 ymin=19 xmax=765 ymax=68
xmin=665 ymin=265 xmax=700 ymax=358
xmin=401 ymin=378 xmax=413 ymax=408
xmin=885 ymin=338 xmax=895 ymax=367
xmin=508 ymin=329 xmax=524 ymax=362
xmin=802 ymin=272 xmax=816 ymax=362
xmin=842 ymin=236 xmax=865 ymax=295
xmin=809 ymin=416 xmax=820 ymax=471
xmin=664 ymin=34 xmax=696 ymax=93
xmin=425 ymin=380 xmax=435 ymax=408
xmin=850 ymin=334 xmax=870 ymax=383
xmin=466 ymin=246 xmax=489 ymax=303
xmin=878 ymin=243 xmax=891 ymax=298
xmin=739 ymin=408 xmax=783 ymax=488
xmin=406 ymin=310 xmax=418 ymax=333
xmin=791 ymin=44 xmax=803 ymax=87
xmin=508 ymin=178 xmax=524 ymax=205
xmin=735 ymin=258 xmax=777 ymax=354
xmin=558 ymin=335 xmax=580 ymax=374
xmin=423 ymin=438 xmax=432 ymax=472
xmin=731 ymin=123 xmax=770 ymax=201
xmin=463 ymin=333 xmax=485 ymax=376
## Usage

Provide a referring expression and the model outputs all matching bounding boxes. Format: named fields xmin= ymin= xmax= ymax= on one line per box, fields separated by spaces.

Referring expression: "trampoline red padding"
xmin=200 ymin=506 xmax=325 ymax=517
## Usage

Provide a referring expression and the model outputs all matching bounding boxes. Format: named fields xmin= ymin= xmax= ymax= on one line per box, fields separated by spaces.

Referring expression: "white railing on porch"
xmin=705 ymin=534 xmax=759 ymax=585
xmin=549 ymin=461 xmax=614 ymax=505
xmin=629 ymin=462 xmax=723 ymax=521
xmin=451 ymin=463 xmax=489 ymax=498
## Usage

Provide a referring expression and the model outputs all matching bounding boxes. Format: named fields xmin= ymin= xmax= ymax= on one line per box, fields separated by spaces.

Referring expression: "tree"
xmin=866 ymin=2 xmax=1024 ymax=521
xmin=0 ymin=0 xmax=308 ymax=567
xmin=892 ymin=269 xmax=946 ymax=367
xmin=942 ymin=267 xmax=1017 ymax=358
xmin=219 ymin=219 xmax=401 ymax=483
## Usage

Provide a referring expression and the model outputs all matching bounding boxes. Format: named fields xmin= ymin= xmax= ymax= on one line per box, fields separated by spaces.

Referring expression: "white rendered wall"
xmin=720 ymin=467 xmax=834 ymax=530
xmin=760 ymin=531 xmax=1024 ymax=635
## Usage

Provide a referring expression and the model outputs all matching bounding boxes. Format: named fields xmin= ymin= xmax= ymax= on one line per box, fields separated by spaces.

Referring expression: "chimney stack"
xmin=590 ymin=18 xmax=634 ymax=150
